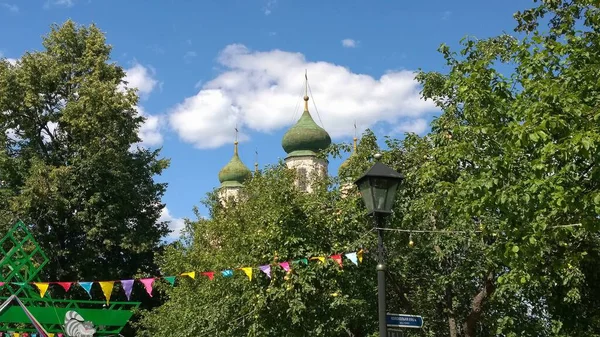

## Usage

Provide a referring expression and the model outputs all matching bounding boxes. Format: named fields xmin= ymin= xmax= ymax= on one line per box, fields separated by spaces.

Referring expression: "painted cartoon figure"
xmin=64 ymin=311 xmax=96 ymax=337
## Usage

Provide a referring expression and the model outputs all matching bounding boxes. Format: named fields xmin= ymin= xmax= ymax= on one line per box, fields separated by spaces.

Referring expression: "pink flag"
xmin=279 ymin=261 xmax=290 ymax=272
xmin=331 ymin=254 xmax=343 ymax=268
xmin=140 ymin=278 xmax=155 ymax=297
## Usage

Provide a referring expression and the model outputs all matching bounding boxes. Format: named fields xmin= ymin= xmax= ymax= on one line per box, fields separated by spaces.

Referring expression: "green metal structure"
xmin=0 ymin=221 xmax=140 ymax=335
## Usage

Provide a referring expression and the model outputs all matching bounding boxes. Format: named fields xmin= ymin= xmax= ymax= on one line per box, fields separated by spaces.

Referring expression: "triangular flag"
xmin=181 ymin=272 xmax=196 ymax=279
xmin=12 ymin=282 xmax=25 ymax=287
xmin=222 ymin=270 xmax=233 ymax=277
xmin=259 ymin=265 xmax=271 ymax=278
xmin=48 ymin=334 xmax=55 ymax=337
xmin=33 ymin=283 xmax=49 ymax=298
xmin=98 ymin=281 xmax=114 ymax=304
xmin=56 ymin=282 xmax=72 ymax=292
xmin=345 ymin=252 xmax=358 ymax=266
xmin=331 ymin=254 xmax=343 ymax=268
xmin=78 ymin=282 xmax=93 ymax=297
xmin=310 ymin=256 xmax=326 ymax=263
xmin=357 ymin=249 xmax=364 ymax=263
xmin=0 ymin=282 xmax=4 ymax=286
xmin=201 ymin=272 xmax=215 ymax=280
xmin=240 ymin=268 xmax=253 ymax=281
xmin=140 ymin=278 xmax=155 ymax=297
xmin=300 ymin=258 xmax=308 ymax=265
xmin=279 ymin=261 xmax=290 ymax=272
xmin=121 ymin=279 xmax=134 ymax=300
xmin=164 ymin=276 xmax=176 ymax=286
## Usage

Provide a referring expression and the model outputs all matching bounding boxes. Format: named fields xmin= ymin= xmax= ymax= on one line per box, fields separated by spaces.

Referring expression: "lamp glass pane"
xmin=370 ymin=177 xmax=396 ymax=212
xmin=357 ymin=179 xmax=374 ymax=213
xmin=383 ymin=180 xmax=400 ymax=212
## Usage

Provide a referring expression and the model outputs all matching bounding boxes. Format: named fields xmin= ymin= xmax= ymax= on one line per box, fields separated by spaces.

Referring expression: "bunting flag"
xmin=259 ymin=265 xmax=271 ymax=278
xmin=279 ymin=261 xmax=290 ymax=272
xmin=164 ymin=276 xmax=176 ymax=286
xmin=0 ymin=282 xmax=4 ymax=287
xmin=241 ymin=268 xmax=253 ymax=281
xmin=310 ymin=256 xmax=326 ymax=263
xmin=140 ymin=278 xmax=154 ymax=297
xmin=7 ymin=250 xmax=365 ymax=302
xmin=121 ymin=279 xmax=134 ymax=300
xmin=331 ymin=254 xmax=343 ymax=268
xmin=345 ymin=252 xmax=358 ymax=266
xmin=33 ymin=283 xmax=49 ymax=298
xmin=181 ymin=272 xmax=195 ymax=279
xmin=56 ymin=282 xmax=71 ymax=292
xmin=201 ymin=272 xmax=215 ymax=281
xmin=98 ymin=281 xmax=114 ymax=304
xmin=78 ymin=282 xmax=93 ymax=298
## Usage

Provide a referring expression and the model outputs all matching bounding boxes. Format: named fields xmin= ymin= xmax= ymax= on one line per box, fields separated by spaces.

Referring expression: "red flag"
xmin=201 ymin=272 xmax=215 ymax=280
xmin=56 ymin=282 xmax=72 ymax=292
xmin=331 ymin=254 xmax=343 ymax=268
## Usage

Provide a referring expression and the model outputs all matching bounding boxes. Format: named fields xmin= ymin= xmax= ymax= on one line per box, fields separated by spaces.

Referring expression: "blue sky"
xmin=0 ymin=0 xmax=524 ymax=239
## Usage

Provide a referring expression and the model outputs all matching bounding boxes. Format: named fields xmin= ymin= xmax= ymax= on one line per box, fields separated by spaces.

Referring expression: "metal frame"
xmin=0 ymin=221 xmax=140 ymax=335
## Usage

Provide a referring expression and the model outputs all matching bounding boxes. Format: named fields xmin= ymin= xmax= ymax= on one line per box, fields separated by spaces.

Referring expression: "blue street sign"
xmin=386 ymin=313 xmax=424 ymax=329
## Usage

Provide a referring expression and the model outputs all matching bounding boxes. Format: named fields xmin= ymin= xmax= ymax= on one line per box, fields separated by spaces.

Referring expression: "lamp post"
xmin=354 ymin=153 xmax=404 ymax=337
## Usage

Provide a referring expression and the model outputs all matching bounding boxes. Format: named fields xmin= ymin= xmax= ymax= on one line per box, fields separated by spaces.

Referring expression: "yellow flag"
xmin=241 ymin=267 xmax=253 ymax=281
xmin=311 ymin=256 xmax=326 ymax=263
xmin=48 ymin=334 xmax=55 ymax=337
xmin=357 ymin=249 xmax=364 ymax=263
xmin=181 ymin=271 xmax=196 ymax=279
xmin=98 ymin=281 xmax=114 ymax=304
xmin=34 ymin=282 xmax=50 ymax=298
xmin=14 ymin=333 xmax=19 ymax=337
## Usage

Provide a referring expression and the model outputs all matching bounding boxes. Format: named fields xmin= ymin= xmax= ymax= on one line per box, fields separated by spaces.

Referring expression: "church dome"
xmin=218 ymin=141 xmax=252 ymax=187
xmin=282 ymin=95 xmax=331 ymax=158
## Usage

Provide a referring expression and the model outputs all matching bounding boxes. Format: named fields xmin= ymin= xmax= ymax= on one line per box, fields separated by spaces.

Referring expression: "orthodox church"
xmin=216 ymin=75 xmax=357 ymax=204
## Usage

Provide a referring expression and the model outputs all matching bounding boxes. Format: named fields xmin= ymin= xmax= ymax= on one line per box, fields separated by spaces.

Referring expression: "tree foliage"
xmin=0 ymin=21 xmax=169 ymax=287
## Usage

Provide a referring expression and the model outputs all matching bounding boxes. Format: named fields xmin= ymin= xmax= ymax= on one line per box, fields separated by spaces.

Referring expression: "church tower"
xmin=281 ymin=72 xmax=331 ymax=192
xmin=217 ymin=129 xmax=252 ymax=205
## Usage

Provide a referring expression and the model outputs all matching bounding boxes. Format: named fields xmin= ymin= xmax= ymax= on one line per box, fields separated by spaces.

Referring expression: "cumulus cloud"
xmin=1 ymin=3 xmax=18 ymax=13
xmin=159 ymin=207 xmax=186 ymax=241
xmin=120 ymin=63 xmax=163 ymax=147
xmin=168 ymin=44 xmax=435 ymax=149
xmin=393 ymin=118 xmax=429 ymax=135
xmin=122 ymin=63 xmax=158 ymax=98
xmin=0 ymin=52 xmax=17 ymax=65
xmin=341 ymin=39 xmax=358 ymax=48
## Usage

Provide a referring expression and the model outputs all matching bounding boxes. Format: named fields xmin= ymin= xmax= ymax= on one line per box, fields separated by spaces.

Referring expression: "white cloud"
xmin=0 ymin=52 xmax=17 ymax=65
xmin=442 ymin=11 xmax=452 ymax=20
xmin=122 ymin=63 xmax=158 ymax=98
xmin=1 ymin=3 xmax=18 ymax=13
xmin=341 ymin=39 xmax=358 ymax=48
xmin=263 ymin=0 xmax=276 ymax=15
xmin=136 ymin=106 xmax=163 ymax=147
xmin=44 ymin=0 xmax=75 ymax=8
xmin=183 ymin=51 xmax=197 ymax=63
xmin=159 ymin=207 xmax=186 ymax=241
xmin=122 ymin=63 xmax=163 ymax=147
xmin=393 ymin=118 xmax=429 ymax=135
xmin=168 ymin=44 xmax=435 ymax=149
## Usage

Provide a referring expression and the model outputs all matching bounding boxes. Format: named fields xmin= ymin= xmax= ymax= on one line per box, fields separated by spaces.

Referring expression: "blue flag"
xmin=78 ymin=282 xmax=93 ymax=298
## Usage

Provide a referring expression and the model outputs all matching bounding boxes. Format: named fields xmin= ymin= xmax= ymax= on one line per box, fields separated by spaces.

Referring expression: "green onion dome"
xmin=282 ymin=95 xmax=332 ymax=158
xmin=218 ymin=141 xmax=252 ymax=187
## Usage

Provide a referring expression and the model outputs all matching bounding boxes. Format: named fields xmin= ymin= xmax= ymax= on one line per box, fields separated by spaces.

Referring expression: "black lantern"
xmin=354 ymin=156 xmax=403 ymax=216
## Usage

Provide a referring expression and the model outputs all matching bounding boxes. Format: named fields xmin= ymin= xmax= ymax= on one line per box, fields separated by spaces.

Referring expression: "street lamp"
xmin=354 ymin=153 xmax=403 ymax=337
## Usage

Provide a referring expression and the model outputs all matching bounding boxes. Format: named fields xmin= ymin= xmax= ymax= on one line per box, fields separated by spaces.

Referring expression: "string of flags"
xmin=0 ymin=250 xmax=364 ymax=305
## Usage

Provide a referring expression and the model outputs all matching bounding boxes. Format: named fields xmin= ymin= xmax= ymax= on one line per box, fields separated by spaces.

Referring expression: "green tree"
xmin=0 ymin=21 xmax=169 ymax=286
